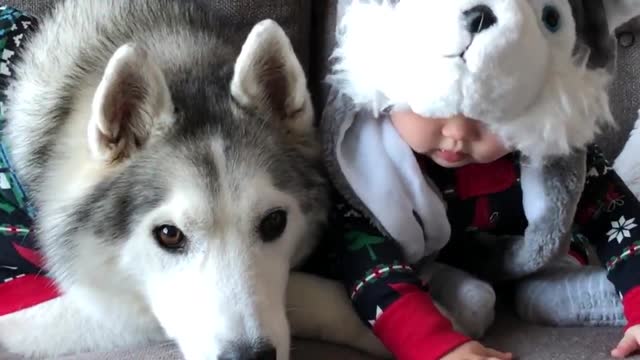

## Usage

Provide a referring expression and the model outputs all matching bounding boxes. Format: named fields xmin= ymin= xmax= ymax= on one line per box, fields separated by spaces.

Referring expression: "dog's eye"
xmin=542 ymin=5 xmax=561 ymax=33
xmin=258 ymin=209 xmax=288 ymax=243
xmin=153 ymin=225 xmax=186 ymax=251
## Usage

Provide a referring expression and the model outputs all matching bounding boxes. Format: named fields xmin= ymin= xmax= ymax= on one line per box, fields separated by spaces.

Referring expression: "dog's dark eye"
xmin=153 ymin=225 xmax=186 ymax=251
xmin=258 ymin=209 xmax=288 ymax=242
xmin=542 ymin=5 xmax=561 ymax=33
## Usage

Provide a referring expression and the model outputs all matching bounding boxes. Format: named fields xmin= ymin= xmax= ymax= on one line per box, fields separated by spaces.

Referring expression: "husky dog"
xmin=0 ymin=1 xmax=329 ymax=359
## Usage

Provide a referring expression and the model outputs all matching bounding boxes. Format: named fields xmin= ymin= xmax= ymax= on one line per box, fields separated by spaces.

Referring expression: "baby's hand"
xmin=441 ymin=341 xmax=513 ymax=360
xmin=612 ymin=324 xmax=640 ymax=358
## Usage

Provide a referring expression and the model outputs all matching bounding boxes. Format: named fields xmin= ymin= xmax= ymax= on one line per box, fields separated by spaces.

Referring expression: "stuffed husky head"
xmin=330 ymin=0 xmax=640 ymax=162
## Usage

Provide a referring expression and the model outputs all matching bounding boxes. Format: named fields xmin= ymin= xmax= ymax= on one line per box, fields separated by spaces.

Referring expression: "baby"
xmin=316 ymin=1 xmax=640 ymax=359
xmin=314 ymin=92 xmax=512 ymax=359
xmin=318 ymin=105 xmax=640 ymax=360
xmin=395 ymin=109 xmax=640 ymax=359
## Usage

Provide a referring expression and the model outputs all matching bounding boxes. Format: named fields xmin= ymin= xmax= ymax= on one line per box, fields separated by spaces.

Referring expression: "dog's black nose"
xmin=219 ymin=343 xmax=277 ymax=360
xmin=464 ymin=5 xmax=497 ymax=34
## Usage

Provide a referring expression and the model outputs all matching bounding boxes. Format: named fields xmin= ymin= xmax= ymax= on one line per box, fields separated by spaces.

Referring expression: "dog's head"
xmin=75 ymin=19 xmax=326 ymax=360
xmin=331 ymin=0 xmax=640 ymax=161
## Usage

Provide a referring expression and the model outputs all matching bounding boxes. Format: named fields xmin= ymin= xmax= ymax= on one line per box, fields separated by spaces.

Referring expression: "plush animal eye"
xmin=258 ymin=209 xmax=288 ymax=242
xmin=542 ymin=5 xmax=561 ymax=32
xmin=153 ymin=225 xmax=186 ymax=251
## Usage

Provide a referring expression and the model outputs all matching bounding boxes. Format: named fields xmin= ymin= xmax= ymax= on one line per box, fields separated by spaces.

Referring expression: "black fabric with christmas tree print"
xmin=303 ymin=189 xmax=470 ymax=360
xmin=430 ymin=145 xmax=640 ymax=300
xmin=573 ymin=146 xmax=640 ymax=297
xmin=307 ymin=144 xmax=640 ymax=359
xmin=329 ymin=191 xmax=423 ymax=317
xmin=305 ymin=189 xmax=426 ymax=324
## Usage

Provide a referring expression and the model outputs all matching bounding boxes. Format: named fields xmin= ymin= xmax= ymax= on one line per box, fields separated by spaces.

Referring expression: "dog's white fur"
xmin=330 ymin=0 xmax=617 ymax=163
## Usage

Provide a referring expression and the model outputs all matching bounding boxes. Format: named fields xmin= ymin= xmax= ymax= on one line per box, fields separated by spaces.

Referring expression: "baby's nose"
xmin=442 ymin=116 xmax=479 ymax=141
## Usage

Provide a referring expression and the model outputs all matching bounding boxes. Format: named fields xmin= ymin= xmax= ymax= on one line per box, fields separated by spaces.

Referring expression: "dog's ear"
xmin=89 ymin=43 xmax=173 ymax=163
xmin=231 ymin=20 xmax=313 ymax=135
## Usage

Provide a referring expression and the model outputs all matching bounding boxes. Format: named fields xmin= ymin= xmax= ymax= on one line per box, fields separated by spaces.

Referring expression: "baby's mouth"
xmin=437 ymin=149 xmax=466 ymax=163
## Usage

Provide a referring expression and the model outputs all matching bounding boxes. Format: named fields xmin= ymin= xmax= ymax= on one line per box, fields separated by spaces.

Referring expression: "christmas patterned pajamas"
xmin=574 ymin=147 xmax=640 ymax=328
xmin=429 ymin=146 xmax=640 ymax=328
xmin=312 ymin=146 xmax=640 ymax=360
xmin=303 ymin=189 xmax=470 ymax=360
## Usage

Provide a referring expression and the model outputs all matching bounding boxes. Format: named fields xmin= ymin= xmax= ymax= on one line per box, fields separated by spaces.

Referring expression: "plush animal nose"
xmin=218 ymin=343 xmax=277 ymax=360
xmin=464 ymin=5 xmax=497 ymax=34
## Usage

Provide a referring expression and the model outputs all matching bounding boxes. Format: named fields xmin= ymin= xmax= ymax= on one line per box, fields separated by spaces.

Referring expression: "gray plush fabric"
xmin=3 ymin=0 xmax=640 ymax=360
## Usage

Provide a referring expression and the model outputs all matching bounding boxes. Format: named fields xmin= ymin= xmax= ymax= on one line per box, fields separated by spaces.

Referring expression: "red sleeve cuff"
xmin=624 ymin=286 xmax=640 ymax=330
xmin=372 ymin=288 xmax=471 ymax=360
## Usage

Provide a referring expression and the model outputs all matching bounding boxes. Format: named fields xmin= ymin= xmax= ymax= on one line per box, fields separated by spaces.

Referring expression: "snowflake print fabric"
xmin=575 ymin=146 xmax=640 ymax=296
xmin=608 ymin=216 xmax=638 ymax=244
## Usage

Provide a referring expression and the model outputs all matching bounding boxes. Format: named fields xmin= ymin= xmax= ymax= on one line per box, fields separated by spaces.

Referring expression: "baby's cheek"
xmin=475 ymin=137 xmax=511 ymax=163
xmin=393 ymin=120 xmax=440 ymax=154
xmin=405 ymin=138 xmax=435 ymax=154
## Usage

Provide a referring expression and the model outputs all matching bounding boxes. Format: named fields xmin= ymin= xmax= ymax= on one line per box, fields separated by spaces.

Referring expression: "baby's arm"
xmin=330 ymin=191 xmax=509 ymax=360
xmin=574 ymin=146 xmax=640 ymax=357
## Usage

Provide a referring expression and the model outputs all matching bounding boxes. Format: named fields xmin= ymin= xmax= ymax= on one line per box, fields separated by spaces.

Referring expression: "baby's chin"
xmin=431 ymin=157 xmax=474 ymax=168
xmin=430 ymin=152 xmax=475 ymax=168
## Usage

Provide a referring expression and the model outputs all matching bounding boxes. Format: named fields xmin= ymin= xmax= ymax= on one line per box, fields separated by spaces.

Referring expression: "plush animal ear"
xmin=89 ymin=43 xmax=173 ymax=163
xmin=571 ymin=0 xmax=640 ymax=70
xmin=603 ymin=0 xmax=640 ymax=33
xmin=570 ymin=0 xmax=616 ymax=69
xmin=231 ymin=19 xmax=313 ymax=134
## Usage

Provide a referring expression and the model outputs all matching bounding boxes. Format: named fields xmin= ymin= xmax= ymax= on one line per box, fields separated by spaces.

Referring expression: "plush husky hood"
xmin=322 ymin=90 xmax=451 ymax=263
xmin=321 ymin=0 xmax=620 ymax=263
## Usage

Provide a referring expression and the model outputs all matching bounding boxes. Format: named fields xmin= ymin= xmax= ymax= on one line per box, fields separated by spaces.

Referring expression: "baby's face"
xmin=390 ymin=110 xmax=510 ymax=168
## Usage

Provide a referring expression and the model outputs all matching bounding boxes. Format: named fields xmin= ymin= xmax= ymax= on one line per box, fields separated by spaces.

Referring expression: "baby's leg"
xmin=421 ymin=262 xmax=496 ymax=338
xmin=514 ymin=258 xmax=625 ymax=327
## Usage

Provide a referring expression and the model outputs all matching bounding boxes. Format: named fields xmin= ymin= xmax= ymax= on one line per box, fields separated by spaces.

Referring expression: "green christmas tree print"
xmin=346 ymin=231 xmax=385 ymax=261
